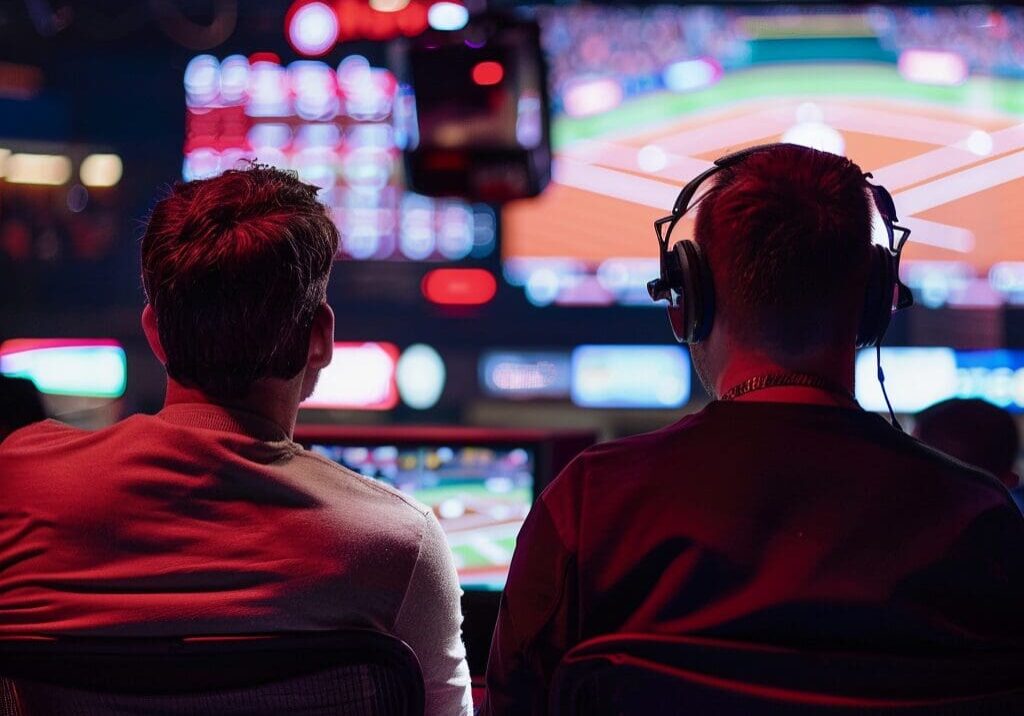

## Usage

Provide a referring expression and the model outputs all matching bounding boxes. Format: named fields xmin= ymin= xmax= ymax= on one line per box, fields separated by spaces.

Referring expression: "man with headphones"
xmin=481 ymin=143 xmax=1024 ymax=714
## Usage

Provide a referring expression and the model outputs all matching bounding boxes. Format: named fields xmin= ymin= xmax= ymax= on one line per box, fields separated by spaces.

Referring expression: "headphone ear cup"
xmin=673 ymin=241 xmax=715 ymax=343
xmin=666 ymin=302 xmax=687 ymax=343
xmin=857 ymin=244 xmax=897 ymax=348
xmin=660 ymin=242 xmax=688 ymax=343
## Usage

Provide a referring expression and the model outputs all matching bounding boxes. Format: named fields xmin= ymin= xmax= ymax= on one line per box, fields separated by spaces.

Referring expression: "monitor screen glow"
xmin=0 ymin=339 xmax=127 ymax=399
xmin=570 ymin=344 xmax=691 ymax=409
xmin=856 ymin=347 xmax=1024 ymax=413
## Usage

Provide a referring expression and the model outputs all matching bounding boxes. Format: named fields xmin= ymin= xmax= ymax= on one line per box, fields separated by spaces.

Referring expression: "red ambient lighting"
xmin=422 ymin=269 xmax=497 ymax=306
xmin=472 ymin=61 xmax=505 ymax=86
xmin=335 ymin=0 xmax=428 ymax=42
xmin=249 ymin=52 xmax=281 ymax=65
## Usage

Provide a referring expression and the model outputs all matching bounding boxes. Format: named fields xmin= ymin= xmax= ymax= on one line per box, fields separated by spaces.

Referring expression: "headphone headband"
xmin=648 ymin=142 xmax=915 ymax=345
xmin=668 ymin=143 xmax=785 ymax=218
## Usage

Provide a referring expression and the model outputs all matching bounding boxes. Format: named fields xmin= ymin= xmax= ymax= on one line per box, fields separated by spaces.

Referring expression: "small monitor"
xmin=294 ymin=426 xmax=595 ymax=591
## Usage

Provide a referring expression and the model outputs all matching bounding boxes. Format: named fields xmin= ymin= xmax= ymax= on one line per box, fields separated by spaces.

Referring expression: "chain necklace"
xmin=719 ymin=373 xmax=855 ymax=404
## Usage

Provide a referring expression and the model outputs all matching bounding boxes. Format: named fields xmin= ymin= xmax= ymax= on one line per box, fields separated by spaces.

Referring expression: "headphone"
xmin=647 ymin=143 xmax=914 ymax=347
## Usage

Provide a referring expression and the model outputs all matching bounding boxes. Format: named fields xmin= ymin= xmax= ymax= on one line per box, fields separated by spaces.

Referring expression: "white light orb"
xmin=288 ymin=2 xmax=339 ymax=57
xmin=428 ymin=2 xmax=469 ymax=31
xmin=637 ymin=144 xmax=668 ymax=173
xmin=966 ymin=129 xmax=994 ymax=157
xmin=396 ymin=344 xmax=446 ymax=410
xmin=781 ymin=122 xmax=846 ymax=156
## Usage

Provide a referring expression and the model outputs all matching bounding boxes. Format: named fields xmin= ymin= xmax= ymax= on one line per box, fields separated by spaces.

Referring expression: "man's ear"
xmin=306 ymin=302 xmax=334 ymax=372
xmin=141 ymin=304 xmax=167 ymax=365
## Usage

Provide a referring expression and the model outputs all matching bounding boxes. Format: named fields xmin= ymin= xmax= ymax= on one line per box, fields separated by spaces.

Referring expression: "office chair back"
xmin=550 ymin=633 xmax=1024 ymax=715
xmin=0 ymin=629 xmax=423 ymax=716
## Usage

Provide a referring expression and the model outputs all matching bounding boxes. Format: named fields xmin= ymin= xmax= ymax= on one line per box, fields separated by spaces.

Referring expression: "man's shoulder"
xmin=591 ymin=417 xmax=698 ymax=456
xmin=289 ymin=450 xmax=436 ymax=561
xmin=538 ymin=416 xmax=701 ymax=507
xmin=560 ymin=413 xmax=703 ymax=476
xmin=2 ymin=418 xmax=88 ymax=453
xmin=897 ymin=430 xmax=1014 ymax=496
xmin=550 ymin=405 xmax=1010 ymax=497
xmin=1 ymin=413 xmax=165 ymax=454
xmin=292 ymin=448 xmax=433 ymax=520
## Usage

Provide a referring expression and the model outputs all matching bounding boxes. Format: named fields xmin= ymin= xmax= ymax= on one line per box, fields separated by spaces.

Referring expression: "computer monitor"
xmin=293 ymin=425 xmax=595 ymax=591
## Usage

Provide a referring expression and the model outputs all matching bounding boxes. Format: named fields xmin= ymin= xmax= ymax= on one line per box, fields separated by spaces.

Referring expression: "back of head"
xmin=141 ymin=166 xmax=339 ymax=400
xmin=914 ymin=398 xmax=1020 ymax=479
xmin=0 ymin=375 xmax=46 ymax=440
xmin=694 ymin=144 xmax=872 ymax=356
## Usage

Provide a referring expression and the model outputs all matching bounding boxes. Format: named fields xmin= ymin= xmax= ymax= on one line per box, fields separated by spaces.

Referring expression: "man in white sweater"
xmin=0 ymin=166 xmax=472 ymax=715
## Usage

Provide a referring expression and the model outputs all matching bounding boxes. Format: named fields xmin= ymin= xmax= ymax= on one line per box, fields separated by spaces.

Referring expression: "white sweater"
xmin=0 ymin=403 xmax=473 ymax=715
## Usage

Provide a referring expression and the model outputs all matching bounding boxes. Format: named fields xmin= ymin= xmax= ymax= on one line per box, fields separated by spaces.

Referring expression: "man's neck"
xmin=163 ymin=379 xmax=301 ymax=439
xmin=714 ymin=351 xmax=856 ymax=407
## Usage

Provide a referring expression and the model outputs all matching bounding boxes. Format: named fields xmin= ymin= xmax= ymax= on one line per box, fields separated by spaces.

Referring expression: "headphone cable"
xmin=876 ymin=343 xmax=903 ymax=432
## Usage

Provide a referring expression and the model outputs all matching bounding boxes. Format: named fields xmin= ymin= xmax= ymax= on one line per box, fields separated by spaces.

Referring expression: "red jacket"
xmin=481 ymin=402 xmax=1024 ymax=714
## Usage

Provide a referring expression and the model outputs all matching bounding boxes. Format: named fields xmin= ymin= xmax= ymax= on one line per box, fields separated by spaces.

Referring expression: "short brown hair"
xmin=695 ymin=144 xmax=872 ymax=352
xmin=141 ymin=166 xmax=338 ymax=399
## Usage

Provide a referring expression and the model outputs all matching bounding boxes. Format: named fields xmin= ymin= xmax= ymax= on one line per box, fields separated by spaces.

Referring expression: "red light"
xmin=0 ymin=338 xmax=121 ymax=356
xmin=472 ymin=61 xmax=504 ymax=86
xmin=396 ymin=1 xmax=428 ymax=36
xmin=364 ymin=8 xmax=397 ymax=40
xmin=422 ymin=269 xmax=497 ymax=306
xmin=424 ymin=150 xmax=468 ymax=170
xmin=249 ymin=52 xmax=281 ymax=65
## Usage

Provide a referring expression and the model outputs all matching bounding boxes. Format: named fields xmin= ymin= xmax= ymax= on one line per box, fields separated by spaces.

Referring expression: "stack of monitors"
xmin=182 ymin=53 xmax=496 ymax=262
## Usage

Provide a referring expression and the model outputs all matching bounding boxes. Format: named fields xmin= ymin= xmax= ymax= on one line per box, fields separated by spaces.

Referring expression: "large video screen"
xmin=309 ymin=442 xmax=534 ymax=590
xmin=504 ymin=5 xmax=1024 ymax=308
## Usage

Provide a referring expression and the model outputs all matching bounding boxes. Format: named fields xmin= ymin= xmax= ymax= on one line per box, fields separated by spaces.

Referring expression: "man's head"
xmin=689 ymin=144 xmax=873 ymax=395
xmin=914 ymin=398 xmax=1021 ymax=489
xmin=141 ymin=165 xmax=338 ymax=403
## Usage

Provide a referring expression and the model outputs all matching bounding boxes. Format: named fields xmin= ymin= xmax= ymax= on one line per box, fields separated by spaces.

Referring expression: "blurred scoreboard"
xmin=182 ymin=53 xmax=496 ymax=263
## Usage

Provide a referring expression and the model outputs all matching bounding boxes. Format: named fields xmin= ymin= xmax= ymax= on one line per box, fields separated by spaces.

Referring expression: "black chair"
xmin=550 ymin=633 xmax=1024 ymax=715
xmin=0 ymin=629 xmax=423 ymax=716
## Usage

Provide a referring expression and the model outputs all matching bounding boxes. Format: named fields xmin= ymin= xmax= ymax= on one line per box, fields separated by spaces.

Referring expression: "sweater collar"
xmin=157 ymin=403 xmax=292 ymax=443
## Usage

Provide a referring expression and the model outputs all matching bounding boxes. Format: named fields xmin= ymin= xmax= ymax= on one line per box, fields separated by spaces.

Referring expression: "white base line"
xmin=469 ymin=537 xmax=512 ymax=564
xmin=446 ymin=521 xmax=524 ymax=542
xmin=766 ymin=103 xmax=985 ymax=147
xmin=552 ymin=158 xmax=682 ymax=210
xmin=873 ymin=122 xmax=1024 ymax=190
xmin=899 ymin=217 xmax=975 ymax=253
xmin=894 ymin=148 xmax=1024 ymax=216
xmin=657 ymin=110 xmax=786 ymax=156
xmin=560 ymin=139 xmax=713 ymax=182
